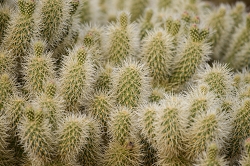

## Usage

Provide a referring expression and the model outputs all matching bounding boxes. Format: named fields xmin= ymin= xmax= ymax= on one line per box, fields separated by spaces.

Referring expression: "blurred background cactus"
xmin=1 ymin=0 xmax=250 ymax=165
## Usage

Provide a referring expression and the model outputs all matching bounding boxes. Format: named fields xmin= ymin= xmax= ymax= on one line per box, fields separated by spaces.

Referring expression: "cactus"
xmin=18 ymin=106 xmax=54 ymax=166
xmin=37 ymin=0 xmax=70 ymax=48
xmin=186 ymin=110 xmax=231 ymax=161
xmin=139 ymin=9 xmax=154 ymax=40
xmin=60 ymin=45 xmax=94 ymax=112
xmin=3 ymin=0 xmax=35 ymax=58
xmin=141 ymin=29 xmax=173 ymax=87
xmin=227 ymin=98 xmax=250 ymax=165
xmin=0 ymin=73 xmax=16 ymax=110
xmin=155 ymin=94 xmax=187 ymax=159
xmin=0 ymin=50 xmax=14 ymax=74
xmin=130 ymin=0 xmax=149 ymax=22
xmin=78 ymin=118 xmax=103 ymax=166
xmin=0 ymin=114 xmax=14 ymax=165
xmin=23 ymin=40 xmax=55 ymax=96
xmin=0 ymin=4 xmax=11 ymax=44
xmin=1 ymin=0 xmax=250 ymax=165
xmin=195 ymin=143 xmax=228 ymax=166
xmin=112 ymin=59 xmax=151 ymax=109
xmin=57 ymin=114 xmax=89 ymax=165
xmin=93 ymin=63 xmax=113 ymax=92
xmin=240 ymin=138 xmax=250 ymax=166
xmin=169 ymin=25 xmax=211 ymax=91
xmin=196 ymin=62 xmax=233 ymax=98
xmin=103 ymin=139 xmax=142 ymax=166
xmin=224 ymin=13 xmax=250 ymax=68
xmin=105 ymin=12 xmax=139 ymax=65
xmin=184 ymin=86 xmax=219 ymax=127
xmin=149 ymin=87 xmax=165 ymax=103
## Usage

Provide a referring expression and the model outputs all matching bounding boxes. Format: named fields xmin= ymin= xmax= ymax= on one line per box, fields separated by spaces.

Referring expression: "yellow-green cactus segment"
xmin=130 ymin=0 xmax=149 ymax=22
xmin=0 ymin=73 xmax=15 ymax=110
xmin=17 ymin=0 xmax=36 ymax=17
xmin=141 ymin=30 xmax=173 ymax=87
xmin=139 ymin=9 xmax=153 ymax=40
xmin=169 ymin=25 xmax=209 ymax=90
xmin=0 ymin=5 xmax=11 ymax=44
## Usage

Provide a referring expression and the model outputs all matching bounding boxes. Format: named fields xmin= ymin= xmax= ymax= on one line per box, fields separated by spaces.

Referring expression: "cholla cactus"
xmin=223 ymin=13 xmax=250 ymax=69
xmin=37 ymin=0 xmax=71 ymax=48
xmin=57 ymin=114 xmax=89 ymax=165
xmin=196 ymin=62 xmax=233 ymax=98
xmin=186 ymin=110 xmax=231 ymax=161
xmin=60 ymin=45 xmax=94 ymax=112
xmin=195 ymin=142 xmax=228 ymax=166
xmin=3 ymin=0 xmax=35 ymax=58
xmin=0 ymin=73 xmax=16 ymax=110
xmin=23 ymin=40 xmax=55 ymax=96
xmin=141 ymin=29 xmax=173 ymax=87
xmin=0 ymin=114 xmax=13 ymax=165
xmin=139 ymin=8 xmax=154 ymax=40
xmin=18 ymin=106 xmax=54 ymax=166
xmin=228 ymin=98 xmax=250 ymax=165
xmin=104 ymin=12 xmax=139 ymax=65
xmin=155 ymin=94 xmax=187 ymax=159
xmin=0 ymin=4 xmax=11 ymax=44
xmin=2 ymin=0 xmax=250 ymax=165
xmin=112 ymin=59 xmax=151 ymax=109
xmin=129 ymin=0 xmax=149 ymax=22
xmin=169 ymin=24 xmax=211 ymax=91
xmin=240 ymin=138 xmax=250 ymax=166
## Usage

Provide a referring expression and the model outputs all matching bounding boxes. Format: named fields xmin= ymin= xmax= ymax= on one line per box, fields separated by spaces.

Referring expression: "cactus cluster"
xmin=1 ymin=0 xmax=250 ymax=165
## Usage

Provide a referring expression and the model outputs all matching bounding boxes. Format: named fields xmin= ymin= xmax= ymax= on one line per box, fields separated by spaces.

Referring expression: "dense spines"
xmin=195 ymin=143 xmax=228 ymax=166
xmin=155 ymin=94 xmax=187 ymax=159
xmin=149 ymin=87 xmax=165 ymax=103
xmin=60 ymin=46 xmax=94 ymax=112
xmin=0 ymin=114 xmax=13 ymax=165
xmin=186 ymin=110 xmax=231 ymax=161
xmin=109 ymin=107 xmax=137 ymax=145
xmin=228 ymin=98 xmax=250 ymax=164
xmin=18 ymin=107 xmax=54 ymax=166
xmin=105 ymin=12 xmax=139 ymax=65
xmin=0 ymin=4 xmax=11 ymax=44
xmin=141 ymin=29 xmax=173 ymax=87
xmin=5 ymin=94 xmax=26 ymax=134
xmin=240 ymin=138 xmax=250 ymax=166
xmin=23 ymin=40 xmax=55 ymax=96
xmin=184 ymin=87 xmax=219 ymax=126
xmin=86 ymin=91 xmax=113 ymax=134
xmin=224 ymin=13 xmax=250 ymax=68
xmin=206 ymin=5 xmax=232 ymax=59
xmin=112 ymin=59 xmax=151 ymax=109
xmin=130 ymin=0 xmax=149 ymax=22
xmin=94 ymin=63 xmax=113 ymax=92
xmin=196 ymin=62 xmax=233 ymax=98
xmin=3 ymin=0 xmax=35 ymax=58
xmin=103 ymin=139 xmax=142 ymax=166
xmin=57 ymin=114 xmax=89 ymax=165
xmin=169 ymin=25 xmax=210 ymax=91
xmin=33 ymin=93 xmax=63 ymax=132
xmin=38 ymin=0 xmax=70 ymax=48
xmin=17 ymin=0 xmax=36 ymax=17
xmin=138 ymin=103 xmax=159 ymax=145
xmin=139 ymin=9 xmax=154 ymax=40
xmin=0 ymin=73 xmax=16 ymax=110
xmin=78 ymin=119 xmax=103 ymax=166
xmin=79 ymin=0 xmax=91 ymax=23
xmin=0 ymin=50 xmax=14 ymax=74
